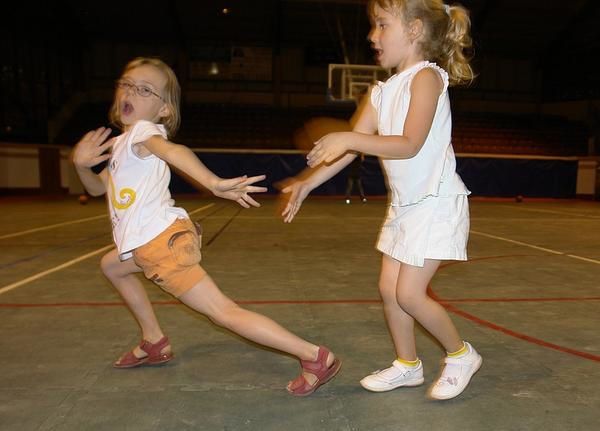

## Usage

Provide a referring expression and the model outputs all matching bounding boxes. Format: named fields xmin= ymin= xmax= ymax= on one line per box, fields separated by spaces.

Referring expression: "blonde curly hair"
xmin=368 ymin=0 xmax=475 ymax=86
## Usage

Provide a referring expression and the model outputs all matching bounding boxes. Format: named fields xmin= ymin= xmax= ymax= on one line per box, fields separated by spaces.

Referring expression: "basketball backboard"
xmin=327 ymin=63 xmax=392 ymax=104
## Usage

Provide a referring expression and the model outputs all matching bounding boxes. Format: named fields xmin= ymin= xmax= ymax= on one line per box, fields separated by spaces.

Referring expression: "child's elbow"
xmin=400 ymin=144 xmax=419 ymax=159
xmin=406 ymin=139 xmax=425 ymax=158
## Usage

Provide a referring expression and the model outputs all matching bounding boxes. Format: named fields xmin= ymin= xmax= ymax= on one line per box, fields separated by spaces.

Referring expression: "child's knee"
xmin=378 ymin=280 xmax=396 ymax=303
xmin=100 ymin=252 xmax=118 ymax=277
xmin=206 ymin=302 xmax=241 ymax=329
xmin=395 ymin=289 xmax=422 ymax=313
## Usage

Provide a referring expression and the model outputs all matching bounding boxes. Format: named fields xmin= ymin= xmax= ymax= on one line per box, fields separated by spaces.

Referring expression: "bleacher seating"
xmin=54 ymin=103 xmax=589 ymax=156
xmin=452 ymin=113 xmax=589 ymax=156
xmin=176 ymin=104 xmax=354 ymax=149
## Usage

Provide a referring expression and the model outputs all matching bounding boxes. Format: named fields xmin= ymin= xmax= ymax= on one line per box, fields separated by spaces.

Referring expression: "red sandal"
xmin=287 ymin=346 xmax=342 ymax=396
xmin=113 ymin=336 xmax=173 ymax=369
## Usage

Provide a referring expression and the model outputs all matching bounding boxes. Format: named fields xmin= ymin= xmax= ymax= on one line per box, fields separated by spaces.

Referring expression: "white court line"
xmin=0 ymin=203 xmax=215 ymax=241
xmin=188 ymin=203 xmax=215 ymax=215
xmin=470 ymin=229 xmax=600 ymax=264
xmin=0 ymin=214 xmax=107 ymax=240
xmin=497 ymin=205 xmax=600 ymax=219
xmin=0 ymin=203 xmax=216 ymax=296
xmin=0 ymin=244 xmax=115 ymax=296
xmin=566 ymin=254 xmax=600 ymax=264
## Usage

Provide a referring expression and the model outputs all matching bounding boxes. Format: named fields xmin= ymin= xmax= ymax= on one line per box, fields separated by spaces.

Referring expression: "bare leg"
xmin=178 ymin=275 xmax=336 ymax=385
xmin=100 ymin=249 xmax=170 ymax=358
xmin=379 ymin=255 xmax=418 ymax=360
xmin=395 ymin=259 xmax=463 ymax=353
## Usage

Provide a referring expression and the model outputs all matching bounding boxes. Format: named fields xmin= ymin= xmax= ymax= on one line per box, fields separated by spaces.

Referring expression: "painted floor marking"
xmin=0 ymin=244 xmax=114 ymax=296
xmin=0 ymin=214 xmax=106 ymax=240
xmin=470 ymin=229 xmax=600 ymax=264
xmin=0 ymin=204 xmax=215 ymax=296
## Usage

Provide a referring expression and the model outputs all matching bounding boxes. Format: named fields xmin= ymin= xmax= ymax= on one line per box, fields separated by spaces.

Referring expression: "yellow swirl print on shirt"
xmin=108 ymin=175 xmax=136 ymax=210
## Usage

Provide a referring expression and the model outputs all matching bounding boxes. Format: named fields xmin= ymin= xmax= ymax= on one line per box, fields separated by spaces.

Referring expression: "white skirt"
xmin=376 ymin=194 xmax=469 ymax=267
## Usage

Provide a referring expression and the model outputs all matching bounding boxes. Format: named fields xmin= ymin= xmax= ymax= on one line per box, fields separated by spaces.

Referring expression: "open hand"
xmin=213 ymin=174 xmax=267 ymax=208
xmin=278 ymin=178 xmax=312 ymax=223
xmin=72 ymin=127 xmax=113 ymax=168
xmin=306 ymin=132 xmax=349 ymax=167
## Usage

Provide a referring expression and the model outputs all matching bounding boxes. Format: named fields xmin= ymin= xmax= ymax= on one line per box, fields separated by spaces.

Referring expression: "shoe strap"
xmin=139 ymin=336 xmax=169 ymax=356
xmin=300 ymin=346 xmax=331 ymax=377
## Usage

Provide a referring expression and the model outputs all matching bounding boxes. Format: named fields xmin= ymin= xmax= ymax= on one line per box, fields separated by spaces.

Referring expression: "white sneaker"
xmin=428 ymin=342 xmax=482 ymax=400
xmin=360 ymin=360 xmax=424 ymax=392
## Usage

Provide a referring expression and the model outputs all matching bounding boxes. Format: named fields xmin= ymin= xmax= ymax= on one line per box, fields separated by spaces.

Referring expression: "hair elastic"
xmin=444 ymin=4 xmax=451 ymax=15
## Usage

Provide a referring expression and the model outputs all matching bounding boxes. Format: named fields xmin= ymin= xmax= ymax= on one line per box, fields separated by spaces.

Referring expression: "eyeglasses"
xmin=115 ymin=80 xmax=164 ymax=100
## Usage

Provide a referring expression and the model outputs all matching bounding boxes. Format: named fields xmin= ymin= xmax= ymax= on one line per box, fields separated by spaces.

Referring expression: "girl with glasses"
xmin=72 ymin=57 xmax=341 ymax=396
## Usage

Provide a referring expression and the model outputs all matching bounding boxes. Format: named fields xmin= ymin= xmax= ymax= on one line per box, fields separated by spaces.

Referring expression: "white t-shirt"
xmin=107 ymin=120 xmax=188 ymax=260
xmin=371 ymin=61 xmax=469 ymax=206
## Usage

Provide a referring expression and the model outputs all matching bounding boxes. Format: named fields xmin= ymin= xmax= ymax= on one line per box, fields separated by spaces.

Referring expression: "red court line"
xmin=2 ymin=300 xmax=598 ymax=362
xmin=1 ymin=297 xmax=600 ymax=308
xmin=437 ymin=299 xmax=600 ymax=362
xmin=438 ymin=296 xmax=600 ymax=303
xmin=428 ymin=289 xmax=600 ymax=362
xmin=1 ymin=256 xmax=597 ymax=361
xmin=433 ymin=254 xmax=600 ymax=362
xmin=0 ymin=299 xmax=381 ymax=308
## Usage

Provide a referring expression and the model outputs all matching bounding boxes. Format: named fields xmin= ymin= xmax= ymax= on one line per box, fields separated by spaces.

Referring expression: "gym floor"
xmin=1 ymin=195 xmax=598 ymax=431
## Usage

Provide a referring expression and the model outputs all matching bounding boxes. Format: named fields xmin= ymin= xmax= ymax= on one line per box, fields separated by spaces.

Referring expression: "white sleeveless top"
xmin=371 ymin=61 xmax=469 ymax=206
xmin=107 ymin=120 xmax=188 ymax=260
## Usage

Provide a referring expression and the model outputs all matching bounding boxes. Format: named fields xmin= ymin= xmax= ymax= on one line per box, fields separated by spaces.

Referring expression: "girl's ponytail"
xmin=441 ymin=5 xmax=475 ymax=86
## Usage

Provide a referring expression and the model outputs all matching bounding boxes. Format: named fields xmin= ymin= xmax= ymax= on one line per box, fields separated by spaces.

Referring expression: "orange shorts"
xmin=133 ymin=218 xmax=207 ymax=298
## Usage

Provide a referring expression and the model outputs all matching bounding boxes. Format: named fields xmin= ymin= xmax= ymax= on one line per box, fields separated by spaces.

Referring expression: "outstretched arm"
xmin=140 ymin=137 xmax=266 ymax=208
xmin=307 ymin=68 xmax=443 ymax=166
xmin=71 ymin=127 xmax=113 ymax=196
xmin=279 ymin=152 xmax=356 ymax=223
xmin=280 ymin=89 xmax=378 ymax=222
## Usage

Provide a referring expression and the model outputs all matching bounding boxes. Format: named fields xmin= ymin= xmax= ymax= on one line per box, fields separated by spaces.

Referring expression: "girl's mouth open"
xmin=121 ymin=101 xmax=134 ymax=117
xmin=374 ymin=49 xmax=383 ymax=62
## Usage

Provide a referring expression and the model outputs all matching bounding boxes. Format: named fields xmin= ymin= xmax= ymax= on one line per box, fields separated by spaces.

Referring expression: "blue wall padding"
xmin=170 ymin=152 xmax=577 ymax=198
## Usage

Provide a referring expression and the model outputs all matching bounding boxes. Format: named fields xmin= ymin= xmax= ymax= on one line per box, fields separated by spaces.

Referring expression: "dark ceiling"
xmin=6 ymin=0 xmax=599 ymax=63
xmin=1 ymin=0 xmax=597 ymax=143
